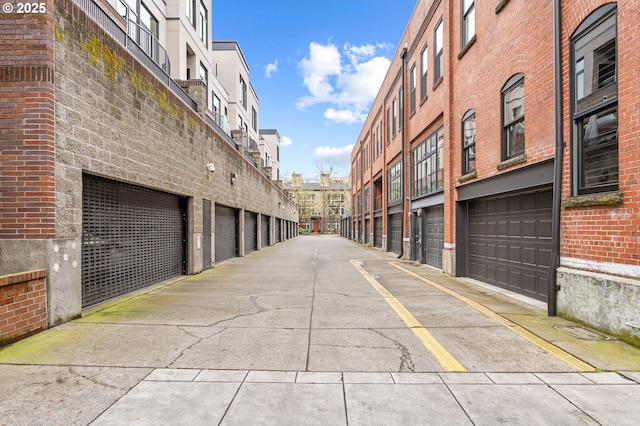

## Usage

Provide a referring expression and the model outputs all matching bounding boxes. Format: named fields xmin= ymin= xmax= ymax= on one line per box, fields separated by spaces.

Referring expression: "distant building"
xmin=284 ymin=174 xmax=351 ymax=234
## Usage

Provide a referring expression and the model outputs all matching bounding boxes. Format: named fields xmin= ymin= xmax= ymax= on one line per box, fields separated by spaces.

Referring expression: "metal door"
xmin=81 ymin=174 xmax=186 ymax=308
xmin=374 ymin=216 xmax=383 ymax=248
xmin=275 ymin=219 xmax=281 ymax=243
xmin=215 ymin=204 xmax=238 ymax=262
xmin=467 ymin=190 xmax=552 ymax=301
xmin=412 ymin=212 xmax=423 ymax=262
xmin=364 ymin=218 xmax=370 ymax=244
xmin=425 ymin=205 xmax=444 ymax=269
xmin=388 ymin=213 xmax=402 ymax=254
xmin=261 ymin=214 xmax=270 ymax=247
xmin=203 ymin=199 xmax=211 ymax=270
xmin=244 ymin=211 xmax=257 ymax=254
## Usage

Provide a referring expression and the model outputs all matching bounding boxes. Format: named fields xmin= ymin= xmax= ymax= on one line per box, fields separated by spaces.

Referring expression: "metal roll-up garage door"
xmin=374 ymin=216 xmax=383 ymax=248
xmin=388 ymin=213 xmax=402 ymax=254
xmin=274 ymin=219 xmax=281 ymax=243
xmin=81 ymin=174 xmax=186 ymax=308
xmin=425 ymin=205 xmax=444 ymax=269
xmin=215 ymin=205 xmax=238 ymax=262
xmin=261 ymin=214 xmax=270 ymax=247
xmin=364 ymin=218 xmax=370 ymax=244
xmin=244 ymin=211 xmax=257 ymax=254
xmin=468 ymin=189 xmax=552 ymax=301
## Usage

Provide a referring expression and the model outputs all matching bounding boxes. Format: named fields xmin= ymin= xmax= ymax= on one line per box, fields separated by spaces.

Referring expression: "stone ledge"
xmin=563 ymin=191 xmax=624 ymax=208
xmin=0 ymin=269 xmax=48 ymax=288
xmin=458 ymin=170 xmax=477 ymax=184
xmin=497 ymin=153 xmax=527 ymax=171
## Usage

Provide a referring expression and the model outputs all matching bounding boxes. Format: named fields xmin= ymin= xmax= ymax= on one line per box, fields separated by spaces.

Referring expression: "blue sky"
xmin=212 ymin=0 xmax=416 ymax=181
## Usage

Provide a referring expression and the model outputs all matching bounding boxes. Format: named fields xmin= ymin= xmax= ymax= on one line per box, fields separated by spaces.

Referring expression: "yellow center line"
xmin=350 ymin=260 xmax=466 ymax=372
xmin=389 ymin=262 xmax=596 ymax=372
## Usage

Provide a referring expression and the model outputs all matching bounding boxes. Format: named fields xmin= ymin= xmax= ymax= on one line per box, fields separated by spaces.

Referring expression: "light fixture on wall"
xmin=230 ymin=172 xmax=238 ymax=184
xmin=206 ymin=163 xmax=215 ymax=173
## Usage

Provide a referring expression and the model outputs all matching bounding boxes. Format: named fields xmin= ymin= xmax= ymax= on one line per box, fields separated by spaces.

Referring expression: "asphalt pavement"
xmin=1 ymin=235 xmax=640 ymax=425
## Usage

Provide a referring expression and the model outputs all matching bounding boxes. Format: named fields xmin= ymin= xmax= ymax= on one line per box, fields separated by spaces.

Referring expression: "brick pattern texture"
xmin=0 ymin=270 xmax=48 ymax=346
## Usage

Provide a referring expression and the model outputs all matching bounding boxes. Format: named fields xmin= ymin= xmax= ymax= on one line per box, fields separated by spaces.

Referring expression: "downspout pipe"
xmin=398 ymin=46 xmax=408 ymax=259
xmin=549 ymin=0 xmax=563 ymax=316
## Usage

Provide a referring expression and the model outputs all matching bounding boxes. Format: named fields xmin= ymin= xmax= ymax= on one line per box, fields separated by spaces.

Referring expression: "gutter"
xmin=548 ymin=0 xmax=563 ymax=316
xmin=398 ymin=46 xmax=408 ymax=259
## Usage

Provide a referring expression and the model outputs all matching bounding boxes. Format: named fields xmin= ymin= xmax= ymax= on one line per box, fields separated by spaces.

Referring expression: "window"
xmin=140 ymin=3 xmax=159 ymax=38
xmin=252 ymin=107 xmax=257 ymax=131
xmin=186 ymin=0 xmax=195 ymax=27
xmin=386 ymin=108 xmax=391 ymax=144
xmin=388 ymin=161 xmax=403 ymax=203
xmin=398 ymin=87 xmax=404 ymax=130
xmin=411 ymin=127 xmax=444 ymax=197
xmin=410 ymin=65 xmax=417 ymax=113
xmin=501 ymin=74 xmax=525 ymax=160
xmin=213 ymin=94 xmax=220 ymax=114
xmin=199 ymin=62 xmax=208 ymax=109
xmin=462 ymin=110 xmax=476 ymax=174
xmin=434 ymin=19 xmax=444 ymax=83
xmin=392 ymin=99 xmax=397 ymax=136
xmin=572 ymin=4 xmax=618 ymax=194
xmin=239 ymin=75 xmax=247 ymax=108
xmin=420 ymin=44 xmax=428 ymax=100
xmin=199 ymin=1 xmax=208 ymax=46
xmin=462 ymin=0 xmax=475 ymax=47
xmin=364 ymin=187 xmax=370 ymax=213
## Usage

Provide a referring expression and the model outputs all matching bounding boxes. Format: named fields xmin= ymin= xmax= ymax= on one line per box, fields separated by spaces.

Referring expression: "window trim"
xmin=409 ymin=64 xmax=417 ymax=114
xmin=501 ymin=73 xmax=525 ymax=161
xmin=420 ymin=44 xmax=428 ymax=101
xmin=434 ymin=18 xmax=444 ymax=85
xmin=461 ymin=0 xmax=475 ymax=50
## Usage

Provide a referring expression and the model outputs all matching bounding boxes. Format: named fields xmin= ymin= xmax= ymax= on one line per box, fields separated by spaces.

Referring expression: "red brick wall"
xmin=0 ymin=1 xmax=56 ymax=239
xmin=0 ymin=270 xmax=48 ymax=346
xmin=559 ymin=0 xmax=640 ymax=268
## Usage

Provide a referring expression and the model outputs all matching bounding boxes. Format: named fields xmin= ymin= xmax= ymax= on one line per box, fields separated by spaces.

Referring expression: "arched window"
xmin=571 ymin=3 xmax=618 ymax=194
xmin=501 ymin=73 xmax=525 ymax=160
xmin=462 ymin=110 xmax=476 ymax=174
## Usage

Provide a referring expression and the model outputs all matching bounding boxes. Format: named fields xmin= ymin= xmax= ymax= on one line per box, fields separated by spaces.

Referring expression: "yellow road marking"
xmin=350 ymin=260 xmax=466 ymax=372
xmin=389 ymin=262 xmax=596 ymax=372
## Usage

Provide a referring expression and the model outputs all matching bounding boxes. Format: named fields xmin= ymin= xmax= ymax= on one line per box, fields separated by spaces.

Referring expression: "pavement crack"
xmin=168 ymin=326 xmax=227 ymax=367
xmin=371 ymin=329 xmax=415 ymax=372
xmin=65 ymin=366 xmax=129 ymax=392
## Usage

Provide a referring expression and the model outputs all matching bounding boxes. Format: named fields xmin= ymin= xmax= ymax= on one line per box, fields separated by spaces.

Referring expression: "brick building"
xmin=351 ymin=0 xmax=639 ymax=345
xmin=1 ymin=0 xmax=297 ymax=342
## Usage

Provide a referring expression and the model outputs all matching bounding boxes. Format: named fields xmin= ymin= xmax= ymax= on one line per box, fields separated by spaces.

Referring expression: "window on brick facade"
xmin=388 ymin=161 xmax=403 ymax=203
xmin=501 ymin=74 xmax=525 ymax=160
xmin=410 ymin=65 xmax=417 ymax=113
xmin=412 ymin=127 xmax=444 ymax=197
xmin=399 ymin=87 xmax=404 ymax=130
xmin=462 ymin=0 xmax=475 ymax=48
xmin=392 ymin=98 xmax=397 ymax=137
xmin=386 ymin=108 xmax=391 ymax=145
xmin=462 ymin=110 xmax=476 ymax=174
xmin=420 ymin=44 xmax=428 ymax=101
xmin=434 ymin=19 xmax=444 ymax=83
xmin=572 ymin=4 xmax=618 ymax=195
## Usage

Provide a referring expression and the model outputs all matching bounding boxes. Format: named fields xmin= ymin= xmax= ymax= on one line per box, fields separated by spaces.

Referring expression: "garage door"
xmin=244 ymin=211 xmax=257 ymax=254
xmin=215 ymin=205 xmax=238 ymax=262
xmin=374 ymin=216 xmax=383 ymax=248
xmin=388 ymin=213 xmax=402 ymax=254
xmin=425 ymin=205 xmax=444 ymax=269
xmin=468 ymin=190 xmax=552 ymax=301
xmin=274 ymin=219 xmax=281 ymax=243
xmin=81 ymin=174 xmax=186 ymax=308
xmin=364 ymin=218 xmax=370 ymax=244
xmin=261 ymin=214 xmax=270 ymax=247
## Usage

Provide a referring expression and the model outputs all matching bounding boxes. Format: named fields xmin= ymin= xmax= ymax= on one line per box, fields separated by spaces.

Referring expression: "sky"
xmin=212 ymin=0 xmax=417 ymax=181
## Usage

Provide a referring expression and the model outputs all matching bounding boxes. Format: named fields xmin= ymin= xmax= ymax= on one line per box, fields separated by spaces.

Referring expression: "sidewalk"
xmin=1 ymin=235 xmax=639 ymax=425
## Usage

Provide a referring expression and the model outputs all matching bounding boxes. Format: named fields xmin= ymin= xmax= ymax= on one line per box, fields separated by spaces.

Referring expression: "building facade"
xmin=0 ymin=0 xmax=297 ymax=343
xmin=350 ymin=0 xmax=639 ymax=346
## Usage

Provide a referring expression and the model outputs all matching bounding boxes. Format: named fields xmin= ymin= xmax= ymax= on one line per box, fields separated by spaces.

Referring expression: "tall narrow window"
xmin=572 ymin=4 xmax=618 ymax=194
xmin=239 ymin=75 xmax=247 ymax=108
xmin=462 ymin=110 xmax=476 ymax=174
xmin=392 ymin=98 xmax=397 ymax=136
xmin=398 ymin=87 xmax=404 ymax=130
xmin=462 ymin=0 xmax=475 ymax=47
xmin=386 ymin=108 xmax=391 ymax=145
xmin=410 ymin=65 xmax=417 ymax=113
xmin=501 ymin=74 xmax=525 ymax=160
xmin=186 ymin=0 xmax=195 ymax=27
xmin=434 ymin=19 xmax=444 ymax=83
xmin=420 ymin=44 xmax=428 ymax=101
xmin=252 ymin=107 xmax=257 ymax=131
xmin=199 ymin=62 xmax=208 ymax=109
xmin=199 ymin=1 xmax=208 ymax=47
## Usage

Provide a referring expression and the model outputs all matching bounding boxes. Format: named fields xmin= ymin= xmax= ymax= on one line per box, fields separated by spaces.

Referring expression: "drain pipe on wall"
xmin=398 ymin=46 xmax=408 ymax=259
xmin=548 ymin=0 xmax=563 ymax=317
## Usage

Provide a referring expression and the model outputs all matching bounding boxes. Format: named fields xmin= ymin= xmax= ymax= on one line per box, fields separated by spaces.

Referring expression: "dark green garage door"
xmin=467 ymin=189 xmax=552 ymax=301
xmin=81 ymin=174 xmax=186 ymax=308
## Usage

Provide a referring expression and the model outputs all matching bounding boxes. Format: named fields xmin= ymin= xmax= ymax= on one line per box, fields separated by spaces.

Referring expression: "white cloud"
xmin=281 ymin=136 xmax=293 ymax=147
xmin=296 ymin=41 xmax=392 ymax=123
xmin=312 ymin=144 xmax=355 ymax=168
xmin=265 ymin=59 xmax=278 ymax=79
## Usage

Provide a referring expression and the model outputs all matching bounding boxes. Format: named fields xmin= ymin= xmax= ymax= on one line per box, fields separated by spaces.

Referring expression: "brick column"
xmin=0 ymin=1 xmax=56 ymax=239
